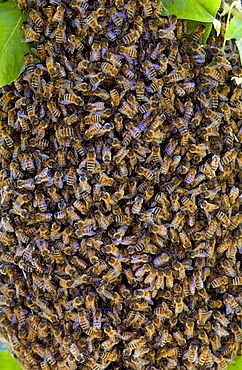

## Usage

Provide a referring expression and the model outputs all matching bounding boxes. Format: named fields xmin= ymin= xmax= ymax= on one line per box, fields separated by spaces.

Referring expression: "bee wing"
xmin=73 ymin=320 xmax=80 ymax=329
xmin=36 ymin=63 xmax=48 ymax=71
xmin=11 ymin=314 xmax=17 ymax=324
xmin=49 ymin=28 xmax=57 ymax=39
xmin=60 ymin=99 xmax=74 ymax=105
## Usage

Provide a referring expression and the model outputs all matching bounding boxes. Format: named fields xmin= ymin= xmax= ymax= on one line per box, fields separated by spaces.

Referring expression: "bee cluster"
xmin=0 ymin=0 xmax=241 ymax=369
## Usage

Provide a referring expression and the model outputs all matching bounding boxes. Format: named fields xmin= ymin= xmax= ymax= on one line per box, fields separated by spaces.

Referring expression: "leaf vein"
xmin=0 ymin=14 xmax=23 ymax=59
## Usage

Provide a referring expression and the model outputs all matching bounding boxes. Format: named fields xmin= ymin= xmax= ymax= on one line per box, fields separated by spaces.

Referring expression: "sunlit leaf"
xmin=235 ymin=38 xmax=242 ymax=62
xmin=196 ymin=0 xmax=221 ymax=17
xmin=0 ymin=351 xmax=22 ymax=370
xmin=161 ymin=0 xmax=220 ymax=21
xmin=228 ymin=357 xmax=242 ymax=370
xmin=0 ymin=0 xmax=31 ymax=87
xmin=225 ymin=15 xmax=242 ymax=39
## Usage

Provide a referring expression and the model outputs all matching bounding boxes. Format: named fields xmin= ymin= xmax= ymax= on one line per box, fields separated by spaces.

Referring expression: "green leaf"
xmin=0 ymin=0 xmax=31 ymax=87
xmin=225 ymin=15 xmax=242 ymax=39
xmin=0 ymin=351 xmax=22 ymax=370
xmin=161 ymin=0 xmax=220 ymax=21
xmin=235 ymin=38 xmax=242 ymax=63
xmin=195 ymin=0 xmax=221 ymax=17
xmin=228 ymin=357 xmax=242 ymax=370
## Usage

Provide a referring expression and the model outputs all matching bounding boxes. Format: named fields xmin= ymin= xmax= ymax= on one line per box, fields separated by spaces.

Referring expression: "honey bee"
xmin=118 ymin=100 xmax=136 ymax=119
xmin=151 ymin=252 xmax=169 ymax=268
xmin=179 ymin=230 xmax=193 ymax=249
xmin=196 ymin=344 xmax=210 ymax=366
xmin=40 ymin=360 xmax=51 ymax=370
xmin=221 ymin=148 xmax=237 ymax=166
xmin=135 ymin=80 xmax=145 ymax=101
xmin=20 ymin=152 xmax=35 ymax=171
xmin=181 ymin=195 xmax=197 ymax=213
xmin=203 ymin=66 xmax=221 ymax=81
xmin=69 ymin=343 xmax=84 ymax=362
xmin=124 ymin=0 xmax=136 ymax=17
xmin=34 ymin=191 xmax=48 ymax=212
xmin=100 ymin=63 xmax=118 ymax=80
xmin=100 ymin=352 xmax=117 ymax=362
xmin=29 ymin=8 xmax=44 ymax=29
xmin=216 ymin=211 xmax=231 ymax=227
xmin=52 ymin=4 xmax=66 ymax=23
xmin=101 ymin=338 xmax=120 ymax=352
xmin=182 ymin=342 xmax=198 ymax=363
xmin=232 ymin=276 xmax=242 ymax=285
xmin=190 ymin=24 xmax=206 ymax=42
xmin=173 ymin=117 xmax=189 ymax=143
xmin=85 ymin=14 xmax=102 ymax=33
xmin=119 ymin=44 xmax=138 ymax=59
xmin=22 ymin=24 xmax=41 ymax=42
xmin=212 ymin=321 xmax=230 ymax=338
xmin=32 ymin=69 xmax=44 ymax=91
xmin=0 ymin=91 xmax=15 ymax=106
xmin=68 ymin=34 xmax=84 ymax=51
xmin=90 ymin=40 xmax=102 ymax=62
xmin=24 ymin=53 xmax=35 ymax=75
xmin=215 ymin=355 xmax=229 ymax=370
xmin=52 ymin=24 xmax=67 ymax=43
xmin=45 ymin=56 xmax=58 ymax=79
xmin=170 ymin=211 xmax=186 ymax=229
xmin=7 ymin=330 xmax=20 ymax=348
xmin=224 ymin=293 xmax=242 ymax=314
xmin=109 ymin=89 xmax=121 ymax=107
xmin=131 ymin=195 xmax=144 ymax=214
xmin=60 ymin=93 xmax=84 ymax=106
xmin=121 ymin=29 xmax=140 ymax=45
xmin=36 ymin=43 xmax=46 ymax=61
xmin=213 ymin=311 xmax=230 ymax=329
xmin=93 ymin=309 xmax=102 ymax=330
xmin=86 ymin=145 xmax=96 ymax=173
xmin=127 ymin=336 xmax=147 ymax=350
xmin=198 ymin=307 xmax=213 ymax=325
xmin=14 ymin=306 xmax=28 ymax=325
xmin=73 ymin=308 xmax=90 ymax=330
xmin=172 ymin=328 xmax=186 ymax=346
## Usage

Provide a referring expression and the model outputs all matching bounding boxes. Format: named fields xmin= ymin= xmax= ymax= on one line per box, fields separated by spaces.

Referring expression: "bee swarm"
xmin=0 ymin=0 xmax=241 ymax=370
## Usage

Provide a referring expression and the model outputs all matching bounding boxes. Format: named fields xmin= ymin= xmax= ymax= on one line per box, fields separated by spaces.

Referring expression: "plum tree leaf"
xmin=228 ymin=357 xmax=242 ymax=370
xmin=225 ymin=15 xmax=242 ymax=39
xmin=235 ymin=38 xmax=242 ymax=65
xmin=0 ymin=0 xmax=31 ymax=87
xmin=161 ymin=0 xmax=221 ymax=21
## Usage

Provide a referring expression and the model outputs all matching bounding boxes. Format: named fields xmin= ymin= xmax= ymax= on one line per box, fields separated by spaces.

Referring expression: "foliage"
xmin=223 ymin=1 xmax=242 ymax=63
xmin=161 ymin=0 xmax=242 ymax=69
xmin=161 ymin=0 xmax=221 ymax=42
xmin=0 ymin=350 xmax=22 ymax=370
xmin=161 ymin=0 xmax=221 ymax=21
xmin=228 ymin=357 xmax=242 ymax=370
xmin=0 ymin=0 xmax=31 ymax=88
